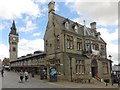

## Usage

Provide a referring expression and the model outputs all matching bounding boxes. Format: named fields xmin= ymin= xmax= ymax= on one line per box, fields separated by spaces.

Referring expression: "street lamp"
xmin=108 ymin=55 xmax=112 ymax=76
xmin=108 ymin=55 xmax=112 ymax=60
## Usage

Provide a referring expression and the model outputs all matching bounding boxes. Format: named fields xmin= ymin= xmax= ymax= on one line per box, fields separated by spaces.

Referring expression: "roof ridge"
xmin=53 ymin=13 xmax=84 ymax=27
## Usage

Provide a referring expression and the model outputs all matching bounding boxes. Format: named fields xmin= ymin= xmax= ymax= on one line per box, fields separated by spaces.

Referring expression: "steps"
xmin=92 ymin=76 xmax=106 ymax=86
xmin=95 ymin=76 xmax=101 ymax=82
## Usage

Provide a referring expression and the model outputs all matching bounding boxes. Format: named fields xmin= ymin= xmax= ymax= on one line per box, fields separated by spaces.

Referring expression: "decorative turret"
xmin=48 ymin=0 xmax=55 ymax=13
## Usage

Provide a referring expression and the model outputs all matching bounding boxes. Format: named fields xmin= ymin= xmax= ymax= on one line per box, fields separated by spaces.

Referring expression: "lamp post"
xmin=108 ymin=55 xmax=112 ymax=73
xmin=108 ymin=55 xmax=112 ymax=60
xmin=69 ymin=57 xmax=73 ymax=82
xmin=108 ymin=54 xmax=112 ymax=82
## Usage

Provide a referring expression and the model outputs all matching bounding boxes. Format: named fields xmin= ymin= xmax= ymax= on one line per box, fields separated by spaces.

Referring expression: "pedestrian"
xmin=1 ymin=69 xmax=4 ymax=77
xmin=24 ymin=70 xmax=29 ymax=81
xmin=19 ymin=70 xmax=24 ymax=83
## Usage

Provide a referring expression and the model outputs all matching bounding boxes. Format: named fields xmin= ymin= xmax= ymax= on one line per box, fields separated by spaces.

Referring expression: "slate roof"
xmin=52 ymin=13 xmax=106 ymax=43
xmin=11 ymin=51 xmax=46 ymax=63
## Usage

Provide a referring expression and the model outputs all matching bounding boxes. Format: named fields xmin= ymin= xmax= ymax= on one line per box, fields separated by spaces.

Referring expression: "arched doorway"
xmin=91 ymin=59 xmax=98 ymax=77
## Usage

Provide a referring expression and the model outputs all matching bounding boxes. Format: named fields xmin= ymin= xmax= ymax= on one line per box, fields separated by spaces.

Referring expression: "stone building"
xmin=9 ymin=20 xmax=19 ymax=62
xmin=2 ymin=58 xmax=10 ymax=66
xmin=9 ymin=1 xmax=112 ymax=82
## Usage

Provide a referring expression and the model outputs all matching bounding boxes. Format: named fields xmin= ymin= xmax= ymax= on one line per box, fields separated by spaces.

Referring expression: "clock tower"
xmin=9 ymin=20 xmax=19 ymax=62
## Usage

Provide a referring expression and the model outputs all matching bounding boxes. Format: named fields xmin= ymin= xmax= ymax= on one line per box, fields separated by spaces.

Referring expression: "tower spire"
xmin=10 ymin=20 xmax=18 ymax=35
xmin=12 ymin=20 xmax=16 ymax=29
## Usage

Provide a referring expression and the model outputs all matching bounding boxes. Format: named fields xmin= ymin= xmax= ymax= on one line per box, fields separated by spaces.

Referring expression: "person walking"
xmin=1 ymin=69 xmax=4 ymax=77
xmin=19 ymin=70 xmax=24 ymax=83
xmin=24 ymin=70 xmax=29 ymax=81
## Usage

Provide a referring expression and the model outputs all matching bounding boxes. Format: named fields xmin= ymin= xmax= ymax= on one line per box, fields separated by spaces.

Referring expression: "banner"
xmin=92 ymin=49 xmax=99 ymax=55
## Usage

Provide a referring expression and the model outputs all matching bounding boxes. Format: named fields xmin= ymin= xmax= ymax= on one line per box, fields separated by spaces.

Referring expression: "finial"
xmin=83 ymin=20 xmax=86 ymax=26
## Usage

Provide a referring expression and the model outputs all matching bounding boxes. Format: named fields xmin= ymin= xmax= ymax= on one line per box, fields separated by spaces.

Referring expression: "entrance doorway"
xmin=91 ymin=59 xmax=98 ymax=77
xmin=91 ymin=67 xmax=96 ymax=77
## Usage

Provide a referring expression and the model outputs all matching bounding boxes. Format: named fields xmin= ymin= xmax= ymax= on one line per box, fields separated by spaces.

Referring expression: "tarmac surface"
xmin=1 ymin=70 xmax=119 ymax=89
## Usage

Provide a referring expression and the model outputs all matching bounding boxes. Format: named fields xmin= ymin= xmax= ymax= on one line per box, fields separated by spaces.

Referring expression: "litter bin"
xmin=40 ymin=68 xmax=47 ymax=80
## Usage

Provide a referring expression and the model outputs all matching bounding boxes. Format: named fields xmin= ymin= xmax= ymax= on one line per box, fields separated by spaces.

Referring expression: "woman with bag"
xmin=24 ymin=70 xmax=29 ymax=81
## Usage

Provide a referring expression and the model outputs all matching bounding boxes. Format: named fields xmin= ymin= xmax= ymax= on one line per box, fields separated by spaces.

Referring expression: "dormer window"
xmin=72 ymin=23 xmax=78 ymax=33
xmin=65 ymin=21 xmax=69 ymax=29
xmin=74 ymin=25 xmax=78 ymax=33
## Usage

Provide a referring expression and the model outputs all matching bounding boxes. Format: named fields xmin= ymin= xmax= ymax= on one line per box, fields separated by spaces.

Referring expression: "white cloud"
xmin=97 ymin=28 xmax=118 ymax=44
xmin=19 ymin=20 xmax=37 ymax=32
xmin=35 ymin=0 xmax=48 ymax=4
xmin=64 ymin=0 xmax=118 ymax=26
xmin=33 ymin=33 xmax=41 ymax=37
xmin=62 ymin=0 xmax=119 ymax=3
xmin=0 ymin=38 xmax=44 ymax=60
xmin=0 ymin=24 xmax=5 ymax=30
xmin=97 ymin=28 xmax=118 ymax=65
xmin=0 ymin=44 xmax=9 ymax=60
xmin=18 ymin=38 xmax=44 ymax=57
xmin=0 ymin=0 xmax=41 ymax=20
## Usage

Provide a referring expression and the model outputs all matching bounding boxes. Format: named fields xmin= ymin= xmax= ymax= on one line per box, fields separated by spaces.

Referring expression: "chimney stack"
xmin=90 ymin=22 xmax=96 ymax=30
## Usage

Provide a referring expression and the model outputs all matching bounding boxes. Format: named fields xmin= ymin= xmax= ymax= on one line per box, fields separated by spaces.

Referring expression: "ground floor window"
xmin=102 ymin=62 xmax=108 ymax=74
xmin=76 ymin=60 xmax=85 ymax=74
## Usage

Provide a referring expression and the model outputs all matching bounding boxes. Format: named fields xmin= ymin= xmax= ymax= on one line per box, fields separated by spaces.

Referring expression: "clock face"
xmin=12 ymin=37 xmax=16 ymax=41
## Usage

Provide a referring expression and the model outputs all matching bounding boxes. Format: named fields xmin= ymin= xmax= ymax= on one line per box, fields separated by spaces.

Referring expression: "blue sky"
xmin=0 ymin=0 xmax=118 ymax=65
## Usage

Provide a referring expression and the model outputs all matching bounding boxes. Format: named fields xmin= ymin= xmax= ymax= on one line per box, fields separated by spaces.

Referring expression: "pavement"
xmin=1 ymin=70 xmax=119 ymax=88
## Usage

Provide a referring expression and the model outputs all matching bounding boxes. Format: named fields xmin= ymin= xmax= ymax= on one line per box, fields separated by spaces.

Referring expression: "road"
xmin=1 ymin=70 xmax=119 ymax=89
xmin=2 ymin=71 xmax=66 ymax=88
